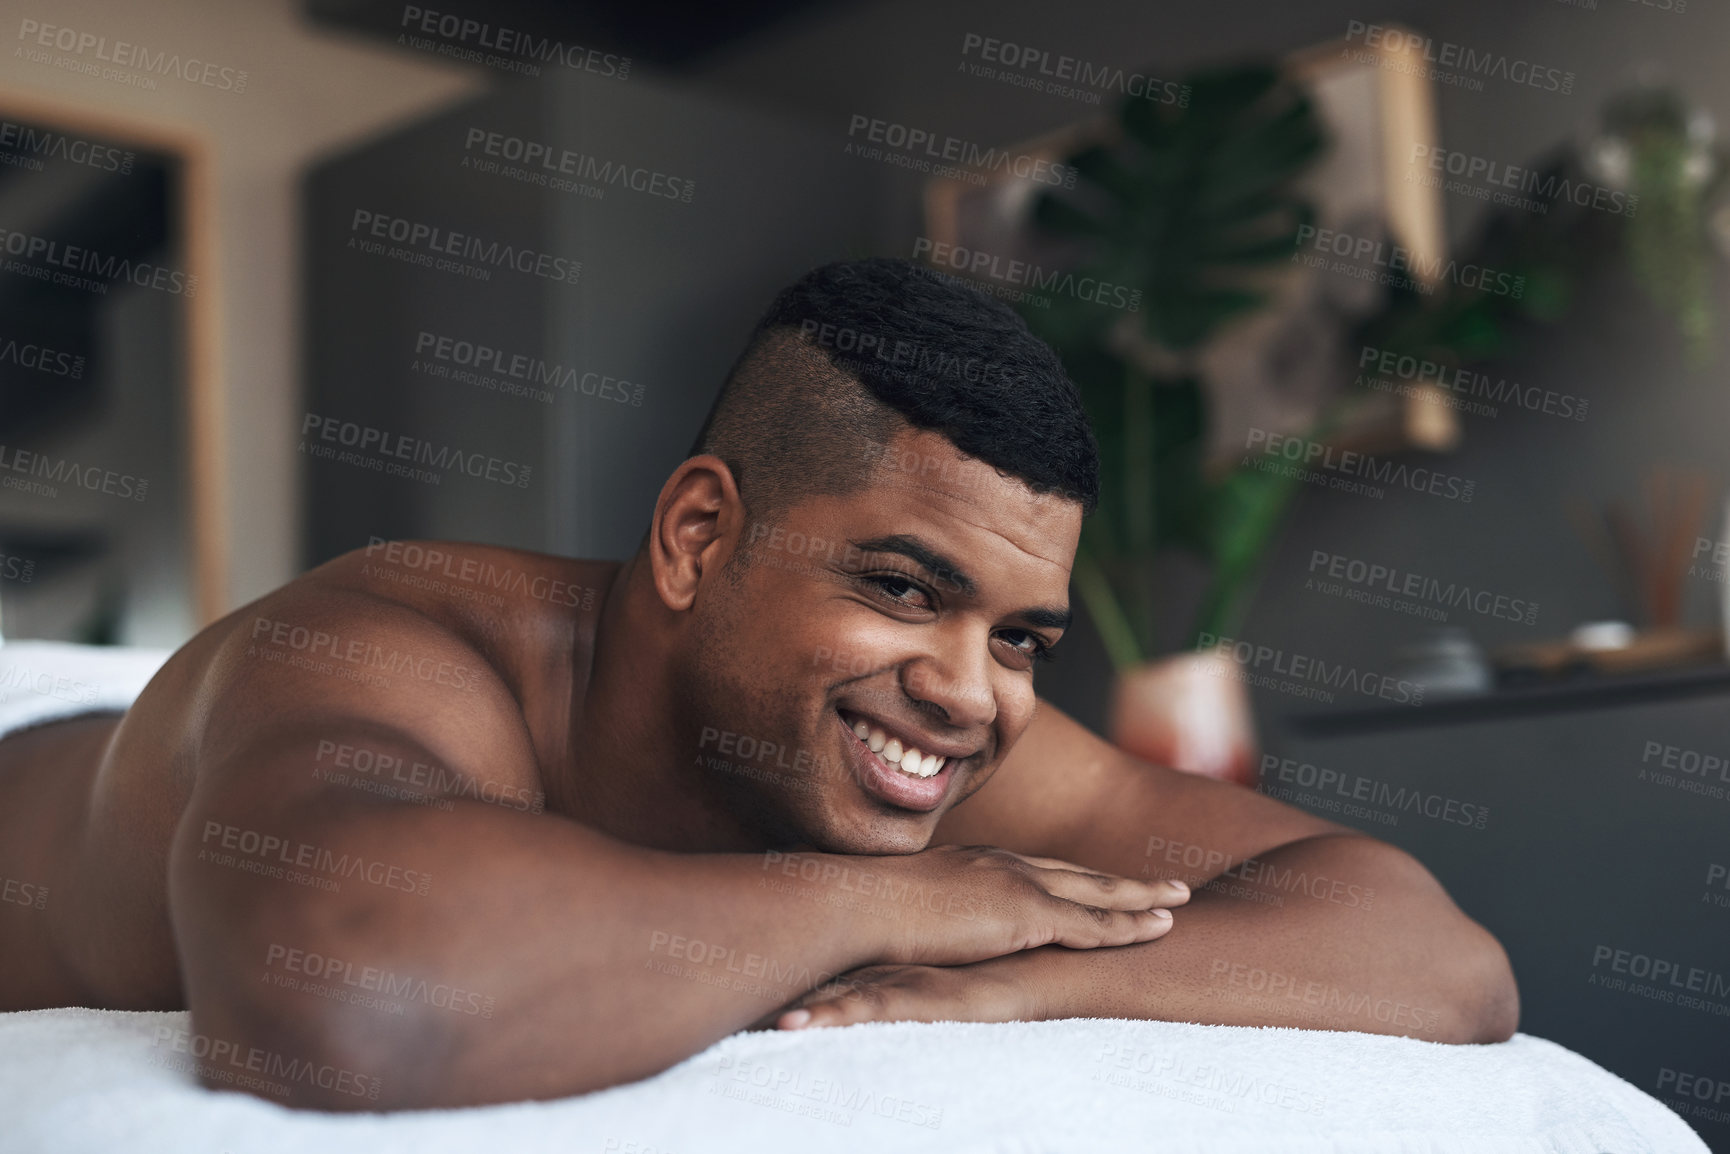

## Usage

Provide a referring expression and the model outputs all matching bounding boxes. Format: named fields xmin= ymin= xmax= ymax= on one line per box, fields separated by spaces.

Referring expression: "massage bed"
xmin=0 ymin=641 xmax=1708 ymax=1153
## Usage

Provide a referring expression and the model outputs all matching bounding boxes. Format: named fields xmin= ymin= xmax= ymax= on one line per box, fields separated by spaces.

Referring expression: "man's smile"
xmin=834 ymin=705 xmax=974 ymax=813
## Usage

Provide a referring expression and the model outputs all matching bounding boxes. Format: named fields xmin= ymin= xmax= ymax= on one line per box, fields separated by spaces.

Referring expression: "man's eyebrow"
xmin=1019 ymin=605 xmax=1074 ymax=633
xmin=848 ymin=534 xmax=1072 ymax=633
xmin=851 ymin=534 xmax=976 ymax=594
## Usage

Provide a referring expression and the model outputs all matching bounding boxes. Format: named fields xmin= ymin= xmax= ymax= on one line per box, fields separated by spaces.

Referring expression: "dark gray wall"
xmin=305 ymin=68 xmax=888 ymax=566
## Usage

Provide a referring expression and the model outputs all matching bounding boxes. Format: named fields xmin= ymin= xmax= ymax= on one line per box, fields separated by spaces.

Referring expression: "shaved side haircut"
xmin=685 ymin=257 xmax=1100 ymax=533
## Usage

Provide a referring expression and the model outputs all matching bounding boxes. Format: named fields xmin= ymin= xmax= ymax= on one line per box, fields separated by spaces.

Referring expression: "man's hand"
xmin=863 ymin=844 xmax=1190 ymax=967
xmin=750 ymin=950 xmax=1056 ymax=1032
xmin=744 ymin=846 xmax=1192 ymax=1032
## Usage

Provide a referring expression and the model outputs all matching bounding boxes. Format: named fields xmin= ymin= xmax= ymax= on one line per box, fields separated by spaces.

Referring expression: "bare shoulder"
xmin=932 ymin=697 xmax=1358 ymax=879
xmin=311 ymin=538 xmax=614 ymax=640
xmin=176 ymin=540 xmax=614 ymax=810
xmin=187 ymin=577 xmax=516 ymax=797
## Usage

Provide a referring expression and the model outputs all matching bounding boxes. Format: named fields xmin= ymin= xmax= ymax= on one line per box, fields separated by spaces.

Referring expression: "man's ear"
xmin=649 ymin=455 xmax=742 ymax=612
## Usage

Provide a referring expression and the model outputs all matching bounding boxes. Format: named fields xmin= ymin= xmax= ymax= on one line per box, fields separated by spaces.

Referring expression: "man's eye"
xmin=1001 ymin=630 xmax=1056 ymax=664
xmin=864 ymin=573 xmax=932 ymax=609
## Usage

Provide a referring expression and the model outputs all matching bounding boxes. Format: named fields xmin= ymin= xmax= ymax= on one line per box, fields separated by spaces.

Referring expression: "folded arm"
xmin=820 ymin=700 xmax=1520 ymax=1043
xmin=994 ymin=830 xmax=1516 ymax=1042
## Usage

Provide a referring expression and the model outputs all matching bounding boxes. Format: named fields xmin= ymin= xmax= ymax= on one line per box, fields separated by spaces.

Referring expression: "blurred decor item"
xmin=1571 ymin=620 xmax=1637 ymax=652
xmin=1107 ymin=643 xmax=1259 ymax=786
xmin=1390 ymin=627 xmax=1493 ymax=699
xmin=1494 ymin=625 xmax=1722 ymax=679
xmin=1567 ymin=467 xmax=1710 ymax=629
xmin=1586 ymin=81 xmax=1728 ymax=366
xmin=1501 ymin=471 xmax=1718 ymax=681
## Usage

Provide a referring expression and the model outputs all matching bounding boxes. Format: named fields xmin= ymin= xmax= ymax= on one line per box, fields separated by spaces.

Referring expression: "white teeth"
xmin=846 ymin=714 xmax=954 ymax=778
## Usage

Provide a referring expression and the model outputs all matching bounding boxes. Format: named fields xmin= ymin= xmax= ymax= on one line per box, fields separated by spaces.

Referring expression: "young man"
xmin=0 ymin=258 xmax=1517 ymax=1110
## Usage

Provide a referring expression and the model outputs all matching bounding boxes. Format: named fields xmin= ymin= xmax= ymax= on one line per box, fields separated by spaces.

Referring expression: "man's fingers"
xmin=1035 ymin=867 xmax=1190 ymax=911
xmin=995 ymin=849 xmax=1189 ymax=909
xmin=1049 ymin=902 xmax=1176 ymax=949
xmin=998 ymin=850 xmax=1092 ymax=871
xmin=782 ymin=981 xmax=886 ymax=1030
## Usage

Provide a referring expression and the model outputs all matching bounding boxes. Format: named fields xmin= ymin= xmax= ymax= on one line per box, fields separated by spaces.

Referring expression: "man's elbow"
xmin=1463 ymin=933 xmax=1520 ymax=1043
xmin=1354 ymin=838 xmax=1519 ymax=1044
xmin=1428 ymin=919 xmax=1519 ymax=1044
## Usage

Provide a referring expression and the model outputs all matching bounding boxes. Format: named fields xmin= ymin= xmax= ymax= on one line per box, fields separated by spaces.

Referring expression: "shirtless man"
xmin=0 ymin=258 xmax=1517 ymax=1110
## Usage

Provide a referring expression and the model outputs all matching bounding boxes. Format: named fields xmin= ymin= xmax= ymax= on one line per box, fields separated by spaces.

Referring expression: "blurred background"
xmin=1 ymin=0 xmax=1726 ymax=1145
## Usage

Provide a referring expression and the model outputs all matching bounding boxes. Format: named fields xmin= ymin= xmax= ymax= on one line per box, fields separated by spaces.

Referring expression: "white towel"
xmin=0 ymin=639 xmax=172 ymax=740
xmin=0 ymin=1008 xmax=1707 ymax=1154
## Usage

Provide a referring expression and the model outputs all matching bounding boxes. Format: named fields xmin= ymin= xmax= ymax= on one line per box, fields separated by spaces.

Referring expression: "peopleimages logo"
xmin=1306 ymin=549 xmax=1540 ymax=625
xmin=397 ymin=5 xmax=630 ymax=79
xmin=912 ymin=237 xmax=1141 ymax=311
xmin=299 ymin=412 xmax=533 ymax=489
xmin=1342 ymin=21 xmax=1575 ymax=95
xmin=461 ymin=128 xmax=695 ymax=204
xmin=0 ymin=225 xmax=196 ymax=297
xmin=798 ymin=319 xmax=1018 ymax=388
xmin=1243 ymin=427 xmax=1476 ymax=503
xmin=413 ymin=330 xmax=644 ymax=406
xmin=0 ymin=334 xmax=84 ymax=379
xmin=0 ymin=121 xmax=133 ymax=174
xmin=15 ymin=18 xmax=250 ymax=92
xmin=845 ymin=114 xmax=1076 ymax=187
xmin=263 ymin=943 xmax=495 ymax=1018
xmin=347 ymin=210 xmax=581 ymax=285
xmin=0 ymin=444 xmax=148 ymax=502
xmin=957 ymin=32 xmax=1190 ymax=107
xmin=1198 ymin=633 xmax=1426 ymax=706
xmin=1407 ymin=144 xmax=1635 ymax=217
xmin=1295 ymin=224 xmax=1524 ymax=299
xmin=1259 ymin=755 xmax=1489 ymax=829
xmin=1356 ymin=344 xmax=1588 ymax=422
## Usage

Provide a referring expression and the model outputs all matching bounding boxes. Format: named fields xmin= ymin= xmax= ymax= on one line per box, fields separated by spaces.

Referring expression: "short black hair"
xmin=686 ymin=257 xmax=1099 ymax=528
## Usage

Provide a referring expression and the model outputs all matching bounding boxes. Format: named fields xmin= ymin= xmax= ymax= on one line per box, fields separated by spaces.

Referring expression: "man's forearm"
xmin=1005 ymin=833 xmax=1518 ymax=1043
xmin=177 ymin=799 xmax=903 ymax=1108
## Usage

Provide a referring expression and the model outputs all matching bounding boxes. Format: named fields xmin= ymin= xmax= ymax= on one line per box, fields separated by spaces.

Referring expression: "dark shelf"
xmin=1284 ymin=661 xmax=1730 ymax=739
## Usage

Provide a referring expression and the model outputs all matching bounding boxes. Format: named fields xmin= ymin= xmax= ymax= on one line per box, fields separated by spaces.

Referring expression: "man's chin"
xmin=802 ymin=808 xmax=936 ymax=856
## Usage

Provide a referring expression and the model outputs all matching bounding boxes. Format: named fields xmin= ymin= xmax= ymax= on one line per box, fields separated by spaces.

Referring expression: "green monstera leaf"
xmin=1020 ymin=64 xmax=1327 ymax=664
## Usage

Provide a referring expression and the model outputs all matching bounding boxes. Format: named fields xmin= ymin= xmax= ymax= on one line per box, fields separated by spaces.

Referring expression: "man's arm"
xmin=168 ymin=593 xmax=1185 ymax=1109
xmin=904 ymin=698 xmax=1520 ymax=1042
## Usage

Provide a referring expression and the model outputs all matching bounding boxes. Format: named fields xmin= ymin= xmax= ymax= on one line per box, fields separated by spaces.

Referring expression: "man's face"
xmin=682 ymin=426 xmax=1083 ymax=855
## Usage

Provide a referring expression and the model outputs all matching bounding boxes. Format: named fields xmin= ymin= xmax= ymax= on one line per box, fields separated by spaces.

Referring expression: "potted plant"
xmin=1018 ymin=65 xmax=1324 ymax=785
xmin=1018 ymin=64 xmax=1626 ymax=782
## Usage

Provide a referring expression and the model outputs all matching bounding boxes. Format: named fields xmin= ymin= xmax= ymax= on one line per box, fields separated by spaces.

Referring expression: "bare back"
xmin=0 ymin=541 xmax=615 ymax=1012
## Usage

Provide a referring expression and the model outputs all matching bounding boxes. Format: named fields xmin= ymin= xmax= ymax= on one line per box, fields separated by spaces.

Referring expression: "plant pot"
xmin=1107 ymin=648 xmax=1260 ymax=788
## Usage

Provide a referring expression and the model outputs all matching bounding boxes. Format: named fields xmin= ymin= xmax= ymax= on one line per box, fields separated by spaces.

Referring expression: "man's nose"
xmin=902 ymin=644 xmax=994 ymax=729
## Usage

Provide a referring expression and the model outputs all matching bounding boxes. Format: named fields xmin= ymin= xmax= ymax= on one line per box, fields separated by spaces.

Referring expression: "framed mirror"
xmin=0 ymin=100 xmax=220 ymax=646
